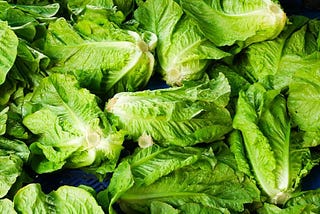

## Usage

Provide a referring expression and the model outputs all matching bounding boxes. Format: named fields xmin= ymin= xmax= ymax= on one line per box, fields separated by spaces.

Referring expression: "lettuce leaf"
xmin=66 ymin=0 xmax=114 ymax=16
xmin=0 ymin=107 xmax=9 ymax=135
xmin=0 ymin=1 xmax=59 ymax=42
xmin=98 ymin=144 xmax=259 ymax=213
xmin=0 ymin=21 xmax=18 ymax=85
xmin=180 ymin=0 xmax=286 ymax=48
xmin=44 ymin=17 xmax=154 ymax=96
xmin=22 ymin=73 xmax=124 ymax=176
xmin=106 ymin=73 xmax=232 ymax=146
xmin=113 ymin=0 xmax=134 ymax=17
xmin=0 ymin=198 xmax=16 ymax=214
xmin=233 ymin=84 xmax=317 ymax=204
xmin=287 ymin=63 xmax=320 ymax=147
xmin=258 ymin=189 xmax=320 ymax=213
xmin=0 ymin=137 xmax=30 ymax=198
xmin=134 ymin=0 xmax=229 ymax=86
xmin=235 ymin=16 xmax=320 ymax=89
xmin=13 ymin=183 xmax=104 ymax=214
xmin=99 ymin=144 xmax=260 ymax=214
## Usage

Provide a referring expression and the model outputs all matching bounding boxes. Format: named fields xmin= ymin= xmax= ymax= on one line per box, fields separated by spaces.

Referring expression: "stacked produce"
xmin=0 ymin=0 xmax=320 ymax=213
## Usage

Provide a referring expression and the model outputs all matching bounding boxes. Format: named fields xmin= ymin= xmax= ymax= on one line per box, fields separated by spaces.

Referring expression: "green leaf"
xmin=0 ymin=136 xmax=30 ymax=162
xmin=0 ymin=198 xmax=16 ymax=214
xmin=259 ymin=189 xmax=320 ymax=213
xmin=285 ymin=189 xmax=320 ymax=211
xmin=228 ymin=130 xmax=253 ymax=178
xmin=233 ymin=84 xmax=315 ymax=204
xmin=0 ymin=107 xmax=9 ymax=135
xmin=178 ymin=203 xmax=229 ymax=214
xmin=208 ymin=63 xmax=250 ymax=98
xmin=10 ymin=39 xmax=49 ymax=89
xmin=1 ymin=2 xmax=59 ymax=42
xmin=113 ymin=0 xmax=134 ymax=17
xmin=67 ymin=0 xmax=114 ymax=16
xmin=13 ymin=3 xmax=60 ymax=19
xmin=0 ymin=137 xmax=29 ymax=198
xmin=106 ymin=73 xmax=232 ymax=146
xmin=258 ymin=202 xmax=316 ymax=214
xmin=150 ymin=201 xmax=179 ymax=214
xmin=127 ymin=145 xmax=204 ymax=186
xmin=134 ymin=0 xmax=229 ymax=86
xmin=180 ymin=0 xmax=286 ymax=48
xmin=0 ymin=155 xmax=23 ymax=198
xmin=13 ymin=183 xmax=104 ymax=214
xmin=287 ymin=66 xmax=320 ymax=146
xmin=0 ymin=21 xmax=18 ymax=85
xmin=100 ymin=160 xmax=134 ymax=214
xmin=44 ymin=18 xmax=154 ymax=96
xmin=5 ymin=88 xmax=30 ymax=140
xmin=22 ymin=73 xmax=124 ymax=175
xmin=235 ymin=16 xmax=320 ymax=89
xmin=104 ymin=145 xmax=260 ymax=214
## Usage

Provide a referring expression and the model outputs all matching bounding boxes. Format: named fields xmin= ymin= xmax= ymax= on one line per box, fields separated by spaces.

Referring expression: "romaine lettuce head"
xmin=0 ymin=137 xmax=30 ymax=198
xmin=134 ymin=0 xmax=229 ymax=86
xmin=235 ymin=16 xmax=320 ymax=89
xmin=180 ymin=0 xmax=287 ymax=49
xmin=232 ymin=84 xmax=318 ymax=205
xmin=106 ymin=73 xmax=232 ymax=147
xmin=43 ymin=16 xmax=155 ymax=97
xmin=22 ymin=73 xmax=124 ymax=176
xmin=98 ymin=144 xmax=260 ymax=214
xmin=13 ymin=183 xmax=104 ymax=214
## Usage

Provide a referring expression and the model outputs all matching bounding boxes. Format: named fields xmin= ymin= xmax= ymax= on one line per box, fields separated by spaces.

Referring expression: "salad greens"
xmin=98 ymin=143 xmax=260 ymax=214
xmin=235 ymin=15 xmax=320 ymax=89
xmin=0 ymin=20 xmax=18 ymax=85
xmin=288 ymin=64 xmax=320 ymax=147
xmin=1 ymin=0 xmax=320 ymax=213
xmin=13 ymin=183 xmax=104 ymax=214
xmin=179 ymin=0 xmax=287 ymax=48
xmin=232 ymin=83 xmax=318 ymax=204
xmin=0 ymin=137 xmax=29 ymax=198
xmin=134 ymin=0 xmax=229 ymax=86
xmin=22 ymin=73 xmax=124 ymax=176
xmin=106 ymin=73 xmax=232 ymax=147
xmin=44 ymin=11 xmax=155 ymax=96
xmin=0 ymin=198 xmax=16 ymax=214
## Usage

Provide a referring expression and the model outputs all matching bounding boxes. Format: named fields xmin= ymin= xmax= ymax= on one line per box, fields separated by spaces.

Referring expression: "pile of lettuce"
xmin=1 ymin=0 xmax=320 ymax=213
